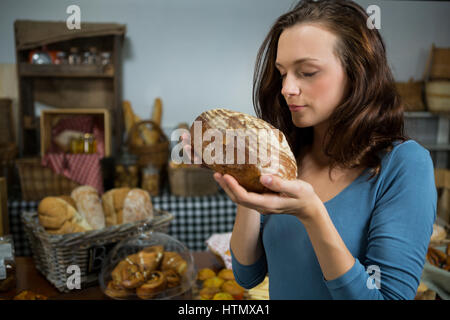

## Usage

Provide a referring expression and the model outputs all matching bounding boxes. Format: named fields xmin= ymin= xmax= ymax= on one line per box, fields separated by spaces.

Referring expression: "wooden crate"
xmin=40 ymin=108 xmax=111 ymax=157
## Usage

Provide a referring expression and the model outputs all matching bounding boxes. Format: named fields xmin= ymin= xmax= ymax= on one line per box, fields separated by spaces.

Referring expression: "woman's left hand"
xmin=214 ymin=172 xmax=323 ymax=221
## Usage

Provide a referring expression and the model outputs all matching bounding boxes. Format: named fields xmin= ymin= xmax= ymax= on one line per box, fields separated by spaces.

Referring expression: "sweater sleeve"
xmin=230 ymin=214 xmax=268 ymax=289
xmin=324 ymin=141 xmax=437 ymax=300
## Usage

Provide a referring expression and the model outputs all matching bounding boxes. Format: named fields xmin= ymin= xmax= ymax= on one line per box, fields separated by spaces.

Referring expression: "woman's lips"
xmin=288 ymin=104 xmax=307 ymax=111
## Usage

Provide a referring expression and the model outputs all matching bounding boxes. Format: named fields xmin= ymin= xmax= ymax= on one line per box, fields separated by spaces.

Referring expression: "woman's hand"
xmin=214 ymin=172 xmax=323 ymax=222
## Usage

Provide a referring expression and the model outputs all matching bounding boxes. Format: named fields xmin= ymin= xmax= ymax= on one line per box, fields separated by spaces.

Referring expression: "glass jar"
xmin=54 ymin=51 xmax=68 ymax=65
xmin=100 ymin=52 xmax=112 ymax=65
xmin=141 ymin=165 xmax=160 ymax=196
xmin=0 ymin=235 xmax=16 ymax=292
xmin=83 ymin=133 xmax=97 ymax=154
xmin=68 ymin=47 xmax=81 ymax=65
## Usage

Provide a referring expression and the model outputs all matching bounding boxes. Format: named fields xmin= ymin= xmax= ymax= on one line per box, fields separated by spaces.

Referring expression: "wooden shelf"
xmin=18 ymin=63 xmax=114 ymax=78
xmin=423 ymin=144 xmax=450 ymax=151
xmin=404 ymin=111 xmax=436 ymax=118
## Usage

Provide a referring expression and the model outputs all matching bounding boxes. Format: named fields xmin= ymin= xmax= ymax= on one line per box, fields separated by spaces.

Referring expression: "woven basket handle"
xmin=127 ymin=119 xmax=168 ymax=147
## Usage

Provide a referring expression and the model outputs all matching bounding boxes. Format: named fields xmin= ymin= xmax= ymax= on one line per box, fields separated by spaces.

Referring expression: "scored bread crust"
xmin=190 ymin=108 xmax=298 ymax=193
xmin=102 ymin=187 xmax=131 ymax=226
xmin=122 ymin=189 xmax=154 ymax=224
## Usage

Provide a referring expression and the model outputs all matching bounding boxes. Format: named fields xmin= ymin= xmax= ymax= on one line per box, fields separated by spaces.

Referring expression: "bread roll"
xmin=122 ymin=189 xmax=154 ymax=223
xmin=102 ymin=187 xmax=131 ymax=226
xmin=38 ymin=197 xmax=93 ymax=234
xmin=189 ymin=108 xmax=298 ymax=193
xmin=71 ymin=186 xmax=106 ymax=230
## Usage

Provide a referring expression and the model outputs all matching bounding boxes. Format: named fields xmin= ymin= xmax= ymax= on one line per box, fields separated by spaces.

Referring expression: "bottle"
xmin=68 ymin=47 xmax=81 ymax=65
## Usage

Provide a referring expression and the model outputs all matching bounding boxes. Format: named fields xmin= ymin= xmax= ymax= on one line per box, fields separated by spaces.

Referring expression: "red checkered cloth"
xmin=42 ymin=153 xmax=104 ymax=194
xmin=42 ymin=115 xmax=105 ymax=194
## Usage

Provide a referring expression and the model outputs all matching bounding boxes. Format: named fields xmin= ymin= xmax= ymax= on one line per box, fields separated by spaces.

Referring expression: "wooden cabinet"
xmin=14 ymin=20 xmax=126 ymax=157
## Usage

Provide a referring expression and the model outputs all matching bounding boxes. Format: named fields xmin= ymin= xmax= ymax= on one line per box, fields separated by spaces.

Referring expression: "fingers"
xmin=259 ymin=175 xmax=306 ymax=198
xmin=214 ymin=173 xmax=237 ymax=202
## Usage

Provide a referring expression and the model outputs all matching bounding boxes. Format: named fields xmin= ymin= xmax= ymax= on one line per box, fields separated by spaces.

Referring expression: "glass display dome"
xmin=99 ymin=231 xmax=196 ymax=300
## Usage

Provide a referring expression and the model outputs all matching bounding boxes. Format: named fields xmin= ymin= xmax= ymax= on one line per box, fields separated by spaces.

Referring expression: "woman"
xmin=187 ymin=0 xmax=436 ymax=299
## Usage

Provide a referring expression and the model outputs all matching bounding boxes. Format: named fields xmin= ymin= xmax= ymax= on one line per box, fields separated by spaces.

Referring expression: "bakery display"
xmin=37 ymin=186 xmax=155 ymax=235
xmin=189 ymin=108 xmax=298 ymax=193
xmin=103 ymin=245 xmax=191 ymax=300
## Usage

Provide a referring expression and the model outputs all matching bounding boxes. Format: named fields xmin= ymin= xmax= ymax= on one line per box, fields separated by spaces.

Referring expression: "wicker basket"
xmin=128 ymin=120 xmax=170 ymax=169
xmin=396 ymin=78 xmax=425 ymax=111
xmin=168 ymin=162 xmax=219 ymax=197
xmin=16 ymin=158 xmax=80 ymax=201
xmin=425 ymin=81 xmax=450 ymax=113
xmin=21 ymin=209 xmax=173 ymax=292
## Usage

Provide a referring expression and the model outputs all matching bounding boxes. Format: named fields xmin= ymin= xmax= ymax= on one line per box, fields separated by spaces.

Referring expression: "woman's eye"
xmin=302 ymin=72 xmax=317 ymax=77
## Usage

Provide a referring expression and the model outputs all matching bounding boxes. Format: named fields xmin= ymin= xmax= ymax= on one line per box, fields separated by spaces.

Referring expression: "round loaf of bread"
xmin=189 ymin=108 xmax=298 ymax=193
xmin=122 ymin=189 xmax=154 ymax=223
xmin=38 ymin=197 xmax=93 ymax=234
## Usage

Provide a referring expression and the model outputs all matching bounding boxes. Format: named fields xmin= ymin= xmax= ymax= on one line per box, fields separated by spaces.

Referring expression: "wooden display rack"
xmin=40 ymin=108 xmax=111 ymax=157
xmin=14 ymin=20 xmax=126 ymax=157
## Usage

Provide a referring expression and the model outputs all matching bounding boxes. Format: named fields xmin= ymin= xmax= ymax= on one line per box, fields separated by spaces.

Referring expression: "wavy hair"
xmin=253 ymin=0 xmax=408 ymax=179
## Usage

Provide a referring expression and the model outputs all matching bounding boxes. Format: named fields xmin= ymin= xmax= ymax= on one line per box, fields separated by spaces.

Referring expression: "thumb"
xmin=260 ymin=175 xmax=302 ymax=198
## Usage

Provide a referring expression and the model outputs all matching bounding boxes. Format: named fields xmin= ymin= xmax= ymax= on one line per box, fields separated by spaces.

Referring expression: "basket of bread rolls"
xmin=99 ymin=231 xmax=196 ymax=300
xmin=21 ymin=185 xmax=174 ymax=292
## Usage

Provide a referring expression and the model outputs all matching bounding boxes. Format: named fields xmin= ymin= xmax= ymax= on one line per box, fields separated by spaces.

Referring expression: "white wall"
xmin=0 ymin=0 xmax=449 ymax=130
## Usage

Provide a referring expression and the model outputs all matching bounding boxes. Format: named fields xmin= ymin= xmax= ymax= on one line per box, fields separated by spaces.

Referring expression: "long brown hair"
xmin=253 ymin=0 xmax=408 ymax=180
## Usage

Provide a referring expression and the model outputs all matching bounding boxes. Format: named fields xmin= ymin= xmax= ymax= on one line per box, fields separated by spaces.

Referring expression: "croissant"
xmin=162 ymin=269 xmax=181 ymax=288
xmin=128 ymin=250 xmax=163 ymax=278
xmin=105 ymin=281 xmax=134 ymax=299
xmin=136 ymin=271 xmax=167 ymax=299
xmin=161 ymin=252 xmax=187 ymax=276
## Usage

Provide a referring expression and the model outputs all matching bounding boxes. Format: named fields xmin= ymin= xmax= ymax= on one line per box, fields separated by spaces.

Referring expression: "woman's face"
xmin=275 ymin=23 xmax=347 ymax=128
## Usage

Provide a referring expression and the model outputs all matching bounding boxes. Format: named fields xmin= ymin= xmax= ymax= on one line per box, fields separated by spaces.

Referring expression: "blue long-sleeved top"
xmin=230 ymin=140 xmax=437 ymax=299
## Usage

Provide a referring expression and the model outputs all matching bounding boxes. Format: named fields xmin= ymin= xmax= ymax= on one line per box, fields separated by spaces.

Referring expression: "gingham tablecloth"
xmin=7 ymin=187 xmax=237 ymax=255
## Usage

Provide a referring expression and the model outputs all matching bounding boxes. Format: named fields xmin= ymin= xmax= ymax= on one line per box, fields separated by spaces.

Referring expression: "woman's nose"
xmin=281 ymin=75 xmax=300 ymax=97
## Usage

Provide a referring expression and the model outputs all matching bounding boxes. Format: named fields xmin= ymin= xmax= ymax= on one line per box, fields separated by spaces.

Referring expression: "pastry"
xmin=189 ymin=108 xmax=298 ymax=193
xmin=38 ymin=196 xmax=92 ymax=234
xmin=71 ymin=186 xmax=106 ymax=230
xmin=221 ymin=280 xmax=245 ymax=300
xmin=197 ymin=268 xmax=216 ymax=281
xmin=199 ymin=286 xmax=220 ymax=300
xmin=212 ymin=292 xmax=234 ymax=300
xmin=104 ymin=281 xmax=134 ymax=299
xmin=136 ymin=271 xmax=167 ymax=299
xmin=217 ymin=269 xmax=234 ymax=281
xmin=128 ymin=250 xmax=163 ymax=278
xmin=122 ymin=188 xmax=154 ymax=224
xmin=203 ymin=276 xmax=224 ymax=289
xmin=161 ymin=251 xmax=187 ymax=275
xmin=162 ymin=269 xmax=181 ymax=288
